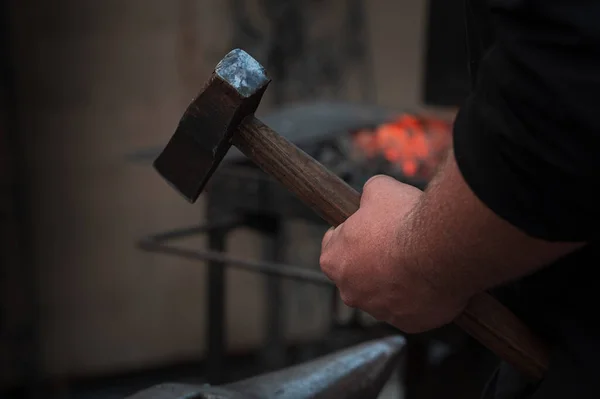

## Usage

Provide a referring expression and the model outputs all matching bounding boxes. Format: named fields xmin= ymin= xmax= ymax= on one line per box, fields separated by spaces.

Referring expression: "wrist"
xmin=396 ymin=201 xmax=475 ymax=307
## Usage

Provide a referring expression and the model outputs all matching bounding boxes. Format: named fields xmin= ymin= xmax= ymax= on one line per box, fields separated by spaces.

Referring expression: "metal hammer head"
xmin=154 ymin=48 xmax=271 ymax=202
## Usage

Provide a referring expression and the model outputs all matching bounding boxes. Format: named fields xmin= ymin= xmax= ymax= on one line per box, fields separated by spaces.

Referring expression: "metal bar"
xmin=260 ymin=216 xmax=287 ymax=370
xmin=140 ymin=217 xmax=243 ymax=384
xmin=138 ymin=240 xmax=332 ymax=286
xmin=145 ymin=217 xmax=240 ymax=243
xmin=207 ymin=224 xmax=227 ymax=384
xmin=137 ymin=215 xmax=333 ymax=384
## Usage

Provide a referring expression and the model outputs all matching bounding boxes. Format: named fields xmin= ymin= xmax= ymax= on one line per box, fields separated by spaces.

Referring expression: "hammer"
xmin=154 ymin=49 xmax=550 ymax=381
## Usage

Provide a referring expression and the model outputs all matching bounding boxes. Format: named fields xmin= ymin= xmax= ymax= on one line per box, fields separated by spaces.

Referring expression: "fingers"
xmin=320 ymin=225 xmax=343 ymax=281
xmin=321 ymin=226 xmax=336 ymax=250
xmin=363 ymin=174 xmax=391 ymax=189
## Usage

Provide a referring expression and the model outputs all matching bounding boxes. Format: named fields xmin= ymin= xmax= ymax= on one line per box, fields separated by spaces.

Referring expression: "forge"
xmin=200 ymin=102 xmax=453 ymax=223
xmin=132 ymin=100 xmax=455 ymax=392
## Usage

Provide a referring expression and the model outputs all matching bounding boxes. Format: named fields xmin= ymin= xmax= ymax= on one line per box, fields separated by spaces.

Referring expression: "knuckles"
xmin=319 ymin=253 xmax=333 ymax=276
xmin=361 ymin=174 xmax=395 ymax=199
xmin=318 ymin=253 xmax=358 ymax=308
xmin=363 ymin=174 xmax=391 ymax=192
xmin=339 ymin=291 xmax=358 ymax=308
xmin=319 ymin=251 xmax=345 ymax=282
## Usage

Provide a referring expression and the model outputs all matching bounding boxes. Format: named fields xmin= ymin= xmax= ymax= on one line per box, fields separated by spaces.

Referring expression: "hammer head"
xmin=154 ymin=48 xmax=271 ymax=202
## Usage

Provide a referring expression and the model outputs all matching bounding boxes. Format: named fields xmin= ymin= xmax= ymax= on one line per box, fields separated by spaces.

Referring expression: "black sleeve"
xmin=453 ymin=0 xmax=600 ymax=242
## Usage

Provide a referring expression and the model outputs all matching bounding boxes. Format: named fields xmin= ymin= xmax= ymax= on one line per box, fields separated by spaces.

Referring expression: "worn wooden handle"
xmin=232 ymin=116 xmax=550 ymax=380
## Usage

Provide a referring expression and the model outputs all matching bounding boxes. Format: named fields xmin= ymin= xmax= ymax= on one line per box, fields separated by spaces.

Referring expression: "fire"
xmin=353 ymin=113 xmax=453 ymax=180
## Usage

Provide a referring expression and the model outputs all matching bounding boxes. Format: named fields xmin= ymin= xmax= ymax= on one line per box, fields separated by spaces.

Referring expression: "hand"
xmin=319 ymin=175 xmax=467 ymax=333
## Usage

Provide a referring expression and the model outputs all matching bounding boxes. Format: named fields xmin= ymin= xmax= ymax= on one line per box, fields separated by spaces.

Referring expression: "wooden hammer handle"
xmin=233 ymin=116 xmax=550 ymax=381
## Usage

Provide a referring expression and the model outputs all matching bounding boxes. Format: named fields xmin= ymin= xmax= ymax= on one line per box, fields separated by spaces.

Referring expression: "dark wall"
xmin=422 ymin=0 xmax=470 ymax=107
xmin=0 ymin=0 xmax=39 ymax=392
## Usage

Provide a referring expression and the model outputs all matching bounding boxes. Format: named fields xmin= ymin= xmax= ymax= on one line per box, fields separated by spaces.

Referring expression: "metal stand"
xmin=138 ymin=210 xmax=333 ymax=385
xmin=206 ymin=215 xmax=230 ymax=384
xmin=257 ymin=216 xmax=287 ymax=371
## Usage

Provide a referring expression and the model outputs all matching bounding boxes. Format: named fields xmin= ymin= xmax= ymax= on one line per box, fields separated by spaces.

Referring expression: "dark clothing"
xmin=455 ymin=1 xmax=600 ymax=397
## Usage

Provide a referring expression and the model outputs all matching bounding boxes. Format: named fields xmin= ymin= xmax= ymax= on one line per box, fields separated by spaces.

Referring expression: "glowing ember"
xmin=352 ymin=113 xmax=453 ymax=181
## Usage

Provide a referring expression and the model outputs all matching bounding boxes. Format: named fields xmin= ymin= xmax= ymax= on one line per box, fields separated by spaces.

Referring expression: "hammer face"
xmin=215 ymin=49 xmax=270 ymax=98
xmin=154 ymin=49 xmax=270 ymax=202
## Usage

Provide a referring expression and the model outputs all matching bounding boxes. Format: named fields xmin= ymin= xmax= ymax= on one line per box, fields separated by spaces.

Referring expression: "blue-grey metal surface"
xmin=126 ymin=336 xmax=406 ymax=399
xmin=215 ymin=49 xmax=270 ymax=98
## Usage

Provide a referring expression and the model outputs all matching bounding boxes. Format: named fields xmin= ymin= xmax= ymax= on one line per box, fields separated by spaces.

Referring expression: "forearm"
xmin=401 ymin=148 xmax=585 ymax=300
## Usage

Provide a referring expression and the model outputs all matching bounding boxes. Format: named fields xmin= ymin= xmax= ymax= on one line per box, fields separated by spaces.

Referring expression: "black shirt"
xmin=455 ymin=1 xmax=600 ymax=397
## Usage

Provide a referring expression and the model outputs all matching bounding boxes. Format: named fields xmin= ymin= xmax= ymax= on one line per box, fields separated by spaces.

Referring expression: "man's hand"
xmin=320 ymin=150 xmax=584 ymax=334
xmin=319 ymin=174 xmax=468 ymax=333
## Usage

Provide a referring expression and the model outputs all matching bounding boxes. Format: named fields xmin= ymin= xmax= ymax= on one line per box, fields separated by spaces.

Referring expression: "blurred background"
xmin=1 ymin=1 xmax=497 ymax=398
